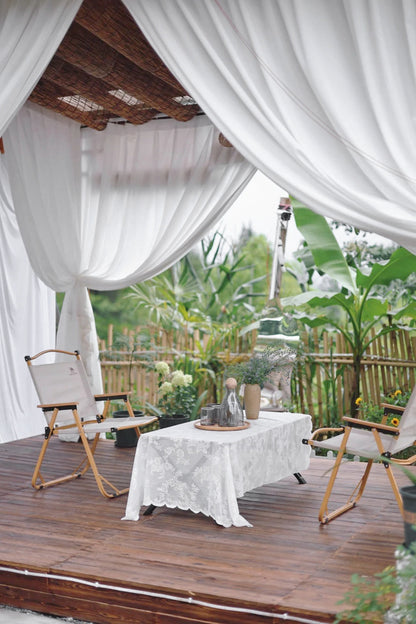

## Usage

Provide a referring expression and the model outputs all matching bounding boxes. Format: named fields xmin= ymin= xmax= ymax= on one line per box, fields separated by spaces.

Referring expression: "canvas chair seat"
xmin=315 ymin=429 xmax=404 ymax=458
xmin=54 ymin=416 xmax=155 ymax=437
xmin=303 ymin=386 xmax=416 ymax=524
xmin=25 ymin=349 xmax=158 ymax=498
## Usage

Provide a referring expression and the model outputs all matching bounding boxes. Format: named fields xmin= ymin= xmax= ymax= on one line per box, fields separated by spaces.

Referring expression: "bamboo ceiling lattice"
xmin=29 ymin=0 xmax=202 ymax=131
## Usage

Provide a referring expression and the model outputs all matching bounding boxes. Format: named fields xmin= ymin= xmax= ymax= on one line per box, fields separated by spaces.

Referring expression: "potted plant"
xmin=148 ymin=361 xmax=207 ymax=428
xmin=112 ymin=401 xmax=145 ymax=447
xmin=228 ymin=347 xmax=296 ymax=419
xmin=396 ymin=466 xmax=416 ymax=549
xmin=379 ymin=456 xmax=416 ymax=549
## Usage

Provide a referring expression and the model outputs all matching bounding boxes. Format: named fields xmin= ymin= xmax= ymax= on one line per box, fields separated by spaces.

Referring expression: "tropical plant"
xmin=126 ymin=230 xmax=270 ymax=329
xmin=281 ymin=201 xmax=416 ymax=415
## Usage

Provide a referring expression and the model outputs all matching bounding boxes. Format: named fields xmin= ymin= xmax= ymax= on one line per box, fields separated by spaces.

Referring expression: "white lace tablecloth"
xmin=123 ymin=411 xmax=312 ymax=528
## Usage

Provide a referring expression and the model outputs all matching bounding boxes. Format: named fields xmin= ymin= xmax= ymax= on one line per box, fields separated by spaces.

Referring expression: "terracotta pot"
xmin=244 ymin=384 xmax=261 ymax=420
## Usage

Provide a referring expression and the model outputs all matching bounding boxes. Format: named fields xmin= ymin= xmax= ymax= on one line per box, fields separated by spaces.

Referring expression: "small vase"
xmin=219 ymin=378 xmax=244 ymax=427
xmin=244 ymin=384 xmax=261 ymax=420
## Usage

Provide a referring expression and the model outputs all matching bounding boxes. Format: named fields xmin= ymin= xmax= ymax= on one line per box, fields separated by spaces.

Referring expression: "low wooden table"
xmin=123 ymin=411 xmax=312 ymax=527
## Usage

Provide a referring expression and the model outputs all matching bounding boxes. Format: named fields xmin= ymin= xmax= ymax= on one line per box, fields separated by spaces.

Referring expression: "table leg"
xmin=143 ymin=504 xmax=157 ymax=516
xmin=293 ymin=473 xmax=306 ymax=484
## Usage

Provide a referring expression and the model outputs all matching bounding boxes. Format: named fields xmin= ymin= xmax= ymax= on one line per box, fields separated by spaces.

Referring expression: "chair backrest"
xmin=390 ymin=384 xmax=416 ymax=453
xmin=27 ymin=350 xmax=98 ymax=426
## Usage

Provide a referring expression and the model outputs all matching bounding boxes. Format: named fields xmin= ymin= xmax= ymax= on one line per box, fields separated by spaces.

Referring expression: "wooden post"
xmin=268 ymin=197 xmax=292 ymax=306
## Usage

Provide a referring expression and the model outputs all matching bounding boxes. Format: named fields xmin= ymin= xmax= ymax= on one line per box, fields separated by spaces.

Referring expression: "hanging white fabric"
xmin=0 ymin=157 xmax=55 ymax=442
xmin=4 ymin=103 xmax=255 ymax=395
xmin=124 ymin=0 xmax=416 ymax=251
xmin=0 ymin=0 xmax=82 ymax=136
xmin=0 ymin=0 xmax=81 ymax=441
xmin=79 ymin=116 xmax=255 ymax=287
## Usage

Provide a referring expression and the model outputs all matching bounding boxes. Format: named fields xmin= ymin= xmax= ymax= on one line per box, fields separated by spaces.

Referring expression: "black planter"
xmin=113 ymin=410 xmax=144 ymax=448
xmin=401 ymin=484 xmax=416 ymax=548
xmin=158 ymin=414 xmax=190 ymax=429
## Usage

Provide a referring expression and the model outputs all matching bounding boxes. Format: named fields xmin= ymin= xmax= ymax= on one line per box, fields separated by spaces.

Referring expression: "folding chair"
xmin=303 ymin=386 xmax=416 ymax=524
xmin=25 ymin=349 xmax=158 ymax=498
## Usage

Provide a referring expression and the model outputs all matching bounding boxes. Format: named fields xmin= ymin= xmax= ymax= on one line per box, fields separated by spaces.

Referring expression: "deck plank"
xmin=0 ymin=435 xmax=412 ymax=623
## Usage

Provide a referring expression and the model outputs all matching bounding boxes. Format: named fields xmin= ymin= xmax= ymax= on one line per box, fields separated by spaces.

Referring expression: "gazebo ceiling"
xmin=29 ymin=0 xmax=203 ymax=131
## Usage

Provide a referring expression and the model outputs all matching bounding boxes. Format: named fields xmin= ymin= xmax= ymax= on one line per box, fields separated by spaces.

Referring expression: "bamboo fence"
xmin=98 ymin=323 xmax=256 ymax=408
xmin=291 ymin=327 xmax=416 ymax=427
xmin=98 ymin=324 xmax=416 ymax=427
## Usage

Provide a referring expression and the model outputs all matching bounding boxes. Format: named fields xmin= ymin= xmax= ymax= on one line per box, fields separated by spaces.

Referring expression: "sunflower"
xmin=355 ymin=397 xmax=363 ymax=405
xmin=394 ymin=390 xmax=402 ymax=397
xmin=391 ymin=417 xmax=400 ymax=427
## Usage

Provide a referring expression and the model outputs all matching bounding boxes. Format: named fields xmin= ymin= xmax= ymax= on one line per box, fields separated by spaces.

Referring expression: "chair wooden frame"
xmin=303 ymin=403 xmax=416 ymax=524
xmin=26 ymin=349 xmax=158 ymax=498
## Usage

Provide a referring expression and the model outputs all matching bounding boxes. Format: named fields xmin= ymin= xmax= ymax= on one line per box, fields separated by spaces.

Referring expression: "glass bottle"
xmin=219 ymin=378 xmax=244 ymax=427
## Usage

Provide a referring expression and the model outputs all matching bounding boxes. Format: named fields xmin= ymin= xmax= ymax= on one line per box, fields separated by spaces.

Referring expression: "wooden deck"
xmin=0 ymin=434 xmax=412 ymax=624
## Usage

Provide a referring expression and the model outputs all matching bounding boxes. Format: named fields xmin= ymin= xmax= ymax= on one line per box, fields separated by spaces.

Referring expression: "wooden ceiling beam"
xmin=74 ymin=0 xmax=184 ymax=92
xmin=55 ymin=23 xmax=200 ymax=122
xmin=55 ymin=22 xmax=118 ymax=80
xmin=105 ymin=56 xmax=200 ymax=122
xmin=29 ymin=79 xmax=111 ymax=131
xmin=43 ymin=58 xmax=158 ymax=125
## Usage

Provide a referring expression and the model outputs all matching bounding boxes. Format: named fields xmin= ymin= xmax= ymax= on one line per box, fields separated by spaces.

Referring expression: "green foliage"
xmin=355 ymin=398 xmax=385 ymax=423
xmin=293 ymin=201 xmax=355 ymax=292
xmin=89 ymin=290 xmax=139 ymax=337
xmin=227 ymin=347 xmax=296 ymax=388
xmin=152 ymin=360 xmax=207 ymax=420
xmin=282 ymin=203 xmax=416 ymax=414
xmin=334 ymin=566 xmax=398 ymax=623
xmin=350 ymin=390 xmax=412 ymax=430
xmin=335 ymin=543 xmax=416 ymax=624
xmin=384 ymin=389 xmax=413 ymax=408
xmin=125 ymin=230 xmax=271 ymax=329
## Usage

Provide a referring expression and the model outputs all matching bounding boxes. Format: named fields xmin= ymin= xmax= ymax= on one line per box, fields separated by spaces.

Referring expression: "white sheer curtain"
xmin=125 ymin=0 xmax=416 ymax=251
xmin=0 ymin=158 xmax=55 ymax=443
xmin=4 ymin=103 xmax=255 ymax=393
xmin=0 ymin=0 xmax=82 ymax=136
xmin=0 ymin=0 xmax=81 ymax=441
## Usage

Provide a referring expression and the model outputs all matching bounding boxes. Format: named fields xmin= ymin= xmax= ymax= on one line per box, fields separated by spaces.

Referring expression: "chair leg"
xmin=384 ymin=462 xmax=404 ymax=515
xmin=372 ymin=431 xmax=404 ymax=516
xmin=319 ymin=453 xmax=373 ymax=524
xmin=317 ymin=426 xmax=375 ymax=524
xmin=33 ymin=408 xmax=131 ymax=499
xmin=77 ymin=427 xmax=128 ymax=498
xmin=32 ymin=409 xmax=84 ymax=490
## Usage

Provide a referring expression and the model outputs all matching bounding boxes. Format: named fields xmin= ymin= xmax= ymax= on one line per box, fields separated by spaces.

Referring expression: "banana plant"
xmin=282 ymin=202 xmax=416 ymax=414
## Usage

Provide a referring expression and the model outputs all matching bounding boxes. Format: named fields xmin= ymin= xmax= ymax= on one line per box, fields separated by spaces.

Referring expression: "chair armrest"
xmin=94 ymin=392 xmax=131 ymax=401
xmin=38 ymin=402 xmax=78 ymax=411
xmin=303 ymin=426 xmax=345 ymax=444
xmin=380 ymin=403 xmax=405 ymax=414
xmin=342 ymin=416 xmax=400 ymax=435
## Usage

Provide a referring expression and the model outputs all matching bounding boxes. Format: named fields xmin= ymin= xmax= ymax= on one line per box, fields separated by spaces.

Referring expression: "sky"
xmin=213 ymin=170 xmax=393 ymax=259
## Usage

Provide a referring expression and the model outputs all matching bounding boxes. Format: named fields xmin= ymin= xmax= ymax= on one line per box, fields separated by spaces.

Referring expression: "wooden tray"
xmin=194 ymin=421 xmax=250 ymax=432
